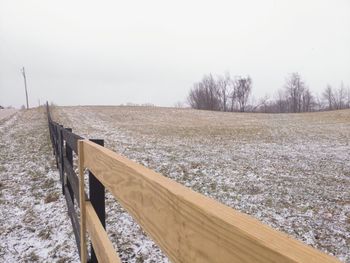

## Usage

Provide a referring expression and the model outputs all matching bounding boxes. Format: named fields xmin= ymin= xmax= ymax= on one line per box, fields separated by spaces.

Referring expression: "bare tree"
xmin=333 ymin=82 xmax=346 ymax=110
xmin=188 ymin=73 xmax=249 ymax=112
xmin=234 ymin=76 xmax=252 ymax=112
xmin=285 ymin=73 xmax=305 ymax=113
xmin=187 ymin=71 xmax=349 ymax=113
xmin=322 ymin=83 xmax=348 ymax=110
xmin=228 ymin=79 xmax=236 ymax=112
xmin=257 ymin=94 xmax=270 ymax=113
xmin=302 ymin=88 xmax=314 ymax=112
xmin=203 ymin=74 xmax=221 ymax=111
xmin=187 ymin=83 xmax=200 ymax=109
xmin=322 ymin=85 xmax=334 ymax=110
xmin=216 ymin=73 xmax=230 ymax=112
xmin=313 ymin=93 xmax=323 ymax=111
xmin=276 ymin=89 xmax=287 ymax=113
xmin=187 ymin=74 xmax=221 ymax=111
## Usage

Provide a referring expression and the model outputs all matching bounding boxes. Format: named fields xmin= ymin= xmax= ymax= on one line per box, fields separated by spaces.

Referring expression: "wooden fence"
xmin=47 ymin=104 xmax=109 ymax=262
xmin=46 ymin=103 xmax=339 ymax=263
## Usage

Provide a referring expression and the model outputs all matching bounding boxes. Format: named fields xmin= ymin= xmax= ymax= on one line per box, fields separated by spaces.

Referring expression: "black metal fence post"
xmin=59 ymin=125 xmax=65 ymax=194
xmin=89 ymin=139 xmax=105 ymax=263
xmin=51 ymin=122 xmax=55 ymax=156
xmin=65 ymin=128 xmax=74 ymax=204
xmin=54 ymin=125 xmax=59 ymax=166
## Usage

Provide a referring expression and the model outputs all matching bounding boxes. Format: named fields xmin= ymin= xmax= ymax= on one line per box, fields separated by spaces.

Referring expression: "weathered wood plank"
xmin=65 ymin=128 xmax=75 ymax=206
xmin=82 ymin=140 xmax=339 ymax=263
xmin=86 ymin=201 xmax=121 ymax=263
xmin=78 ymin=140 xmax=87 ymax=263
xmin=62 ymin=128 xmax=82 ymax=154
xmin=64 ymin=185 xmax=81 ymax=256
xmin=64 ymin=157 xmax=80 ymax=204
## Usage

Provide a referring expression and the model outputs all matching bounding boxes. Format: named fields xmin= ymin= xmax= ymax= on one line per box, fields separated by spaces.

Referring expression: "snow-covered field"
xmin=52 ymin=106 xmax=350 ymax=263
xmin=0 ymin=108 xmax=78 ymax=262
xmin=0 ymin=109 xmax=17 ymax=121
xmin=1 ymin=106 xmax=349 ymax=262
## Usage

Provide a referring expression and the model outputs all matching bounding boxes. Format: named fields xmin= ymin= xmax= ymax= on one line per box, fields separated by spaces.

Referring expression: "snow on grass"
xmin=53 ymin=106 xmax=350 ymax=262
xmin=0 ymin=108 xmax=78 ymax=262
xmin=0 ymin=109 xmax=17 ymax=121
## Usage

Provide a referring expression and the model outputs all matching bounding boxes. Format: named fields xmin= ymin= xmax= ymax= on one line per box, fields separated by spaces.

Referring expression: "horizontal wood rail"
xmin=86 ymin=201 xmax=121 ymax=263
xmin=78 ymin=139 xmax=339 ymax=263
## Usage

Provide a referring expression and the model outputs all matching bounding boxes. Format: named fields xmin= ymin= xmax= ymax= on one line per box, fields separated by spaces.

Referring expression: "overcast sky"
xmin=0 ymin=0 xmax=349 ymax=108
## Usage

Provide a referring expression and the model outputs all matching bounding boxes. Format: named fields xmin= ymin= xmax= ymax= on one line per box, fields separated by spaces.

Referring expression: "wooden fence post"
xmin=78 ymin=140 xmax=87 ymax=263
xmin=89 ymin=139 xmax=105 ymax=263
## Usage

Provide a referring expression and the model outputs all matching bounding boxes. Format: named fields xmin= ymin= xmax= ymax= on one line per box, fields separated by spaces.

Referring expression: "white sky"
xmin=1 ymin=0 xmax=349 ymax=108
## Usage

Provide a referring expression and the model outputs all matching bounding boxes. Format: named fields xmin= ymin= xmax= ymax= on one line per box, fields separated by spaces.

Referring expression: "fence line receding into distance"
xmin=46 ymin=103 xmax=339 ymax=263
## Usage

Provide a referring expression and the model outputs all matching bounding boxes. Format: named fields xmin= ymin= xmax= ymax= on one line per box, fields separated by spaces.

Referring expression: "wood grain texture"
xmin=64 ymin=185 xmax=81 ymax=256
xmin=82 ymin=140 xmax=339 ymax=263
xmin=62 ymin=128 xmax=82 ymax=154
xmin=86 ymin=201 xmax=121 ymax=263
xmin=78 ymin=140 xmax=87 ymax=263
xmin=64 ymin=157 xmax=80 ymax=204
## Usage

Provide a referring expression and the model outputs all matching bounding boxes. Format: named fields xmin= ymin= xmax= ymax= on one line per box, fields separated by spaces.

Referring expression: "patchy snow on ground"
xmin=0 ymin=108 xmax=79 ymax=262
xmin=0 ymin=109 xmax=17 ymax=121
xmin=1 ymin=106 xmax=348 ymax=262
xmin=52 ymin=106 xmax=350 ymax=263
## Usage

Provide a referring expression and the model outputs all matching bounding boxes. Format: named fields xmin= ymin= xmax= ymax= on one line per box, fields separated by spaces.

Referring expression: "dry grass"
xmin=0 ymin=108 xmax=78 ymax=262
xmin=53 ymin=106 xmax=350 ymax=262
xmin=44 ymin=192 xmax=60 ymax=203
xmin=0 ymin=109 xmax=17 ymax=121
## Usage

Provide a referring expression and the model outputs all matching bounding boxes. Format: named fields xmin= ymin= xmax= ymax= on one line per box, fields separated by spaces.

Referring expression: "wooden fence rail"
xmin=46 ymin=103 xmax=115 ymax=262
xmin=46 ymin=103 xmax=339 ymax=263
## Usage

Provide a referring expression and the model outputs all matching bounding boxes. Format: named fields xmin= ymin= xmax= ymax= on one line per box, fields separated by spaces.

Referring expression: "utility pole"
xmin=21 ymin=67 xmax=29 ymax=109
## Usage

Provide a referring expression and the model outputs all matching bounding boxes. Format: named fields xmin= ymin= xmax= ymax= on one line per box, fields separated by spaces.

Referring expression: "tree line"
xmin=187 ymin=72 xmax=350 ymax=113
